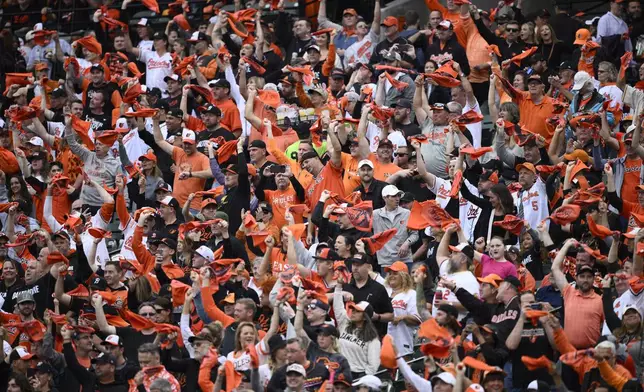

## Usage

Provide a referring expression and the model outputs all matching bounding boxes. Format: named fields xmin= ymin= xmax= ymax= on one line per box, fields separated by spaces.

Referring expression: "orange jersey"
xmin=373 ymin=161 xmax=401 ymax=181
xmin=340 ymin=153 xmax=364 ymax=196
xmin=622 ymin=157 xmax=642 ymax=206
xmin=214 ymin=98 xmax=242 ymax=133
xmin=264 ymin=187 xmax=301 ymax=228
xmin=306 ymin=161 xmax=345 ymax=208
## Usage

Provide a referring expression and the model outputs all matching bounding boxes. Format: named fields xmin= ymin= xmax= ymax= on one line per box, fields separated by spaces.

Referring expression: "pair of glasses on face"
xmin=506 ymin=28 xmax=519 ymax=32
xmin=140 ymin=312 xmax=156 ymax=317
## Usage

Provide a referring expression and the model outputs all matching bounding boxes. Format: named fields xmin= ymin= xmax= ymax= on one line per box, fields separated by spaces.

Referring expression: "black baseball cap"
xmin=90 ymin=64 xmax=104 ymax=72
xmin=154 ymin=100 xmax=170 ymax=112
xmin=400 ymin=192 xmax=415 ymax=203
xmin=330 ymin=68 xmax=345 ymax=79
xmin=249 ymin=140 xmax=267 ymax=149
xmin=438 ymin=304 xmax=459 ymax=319
xmin=167 ymin=108 xmax=184 ymax=118
xmin=267 ymin=335 xmax=287 ymax=354
xmin=91 ymin=353 xmax=116 ymax=365
xmin=199 ymin=104 xmax=222 ymax=116
xmin=576 ymin=265 xmax=595 ymax=276
xmin=317 ymin=324 xmax=339 ymax=337
xmin=558 ymin=61 xmax=574 ymax=71
xmin=150 ymin=236 xmax=177 ymax=249
xmin=51 ymin=87 xmax=66 ymax=99
xmin=391 ymin=99 xmax=412 ymax=109
xmin=210 ymin=79 xmax=231 ymax=89
xmin=309 ymin=299 xmax=330 ymax=311
xmin=146 ymin=87 xmax=162 ymax=97
xmin=90 ymin=276 xmax=107 ymax=291
xmin=35 ymin=362 xmax=56 ymax=374
xmin=503 ymin=276 xmax=522 ymax=289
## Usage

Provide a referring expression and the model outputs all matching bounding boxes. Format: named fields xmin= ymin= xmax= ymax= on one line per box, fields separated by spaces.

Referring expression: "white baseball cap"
xmin=137 ymin=18 xmax=148 ymax=26
xmin=572 ymin=71 xmax=592 ymax=91
xmin=358 ymin=159 xmax=374 ymax=169
xmin=33 ymin=23 xmax=43 ymax=31
xmin=194 ymin=245 xmax=214 ymax=262
xmin=102 ymin=335 xmax=122 ymax=346
xmin=159 ymin=196 xmax=175 ymax=206
xmin=382 ymin=184 xmax=402 ymax=198
xmin=28 ymin=137 xmax=44 ymax=147
xmin=25 ymin=31 xmax=35 ymax=41
xmin=286 ymin=363 xmax=306 ymax=377
xmin=431 ymin=372 xmax=456 ymax=386
xmin=352 ymin=375 xmax=382 ymax=389
xmin=623 ymin=305 xmax=641 ymax=319
xmin=182 ymin=129 xmax=196 ymax=144
xmin=527 ymin=380 xmax=539 ymax=390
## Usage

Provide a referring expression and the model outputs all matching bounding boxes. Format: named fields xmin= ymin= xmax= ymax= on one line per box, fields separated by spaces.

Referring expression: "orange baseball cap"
xmin=573 ymin=29 xmax=591 ymax=45
xmin=384 ymin=261 xmax=408 ymax=273
xmin=381 ymin=16 xmax=399 ymax=28
xmin=343 ymin=8 xmax=357 ymax=16
xmin=516 ymin=162 xmax=536 ymax=174
xmin=563 ymin=149 xmax=590 ymax=163
xmin=34 ymin=62 xmax=49 ymax=72
xmin=201 ymin=198 xmax=217 ymax=209
xmin=477 ymin=274 xmax=503 ymax=288
xmin=139 ymin=151 xmax=157 ymax=162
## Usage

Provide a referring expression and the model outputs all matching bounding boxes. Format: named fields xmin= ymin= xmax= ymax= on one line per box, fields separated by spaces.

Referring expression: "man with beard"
xmin=163 ymin=74 xmax=192 ymax=111
xmin=82 ymin=64 xmax=122 ymax=119
xmin=195 ymin=104 xmax=234 ymax=154
xmin=354 ymin=160 xmax=387 ymax=210
xmin=392 ymin=99 xmax=421 ymax=138
xmin=551 ymin=238 xmax=604 ymax=349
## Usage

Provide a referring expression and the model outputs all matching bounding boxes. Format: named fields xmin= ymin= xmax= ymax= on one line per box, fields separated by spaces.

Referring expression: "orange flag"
xmin=361 ymin=228 xmax=398 ymax=254
xmin=426 ymin=72 xmax=461 ymax=87
xmin=370 ymin=103 xmax=396 ymax=122
xmin=125 ymin=108 xmax=158 ymax=118
xmin=244 ymin=57 xmax=267 ymax=75
xmin=493 ymin=215 xmax=525 ymax=235
xmin=460 ymin=146 xmax=493 ymax=159
xmin=587 ymin=215 xmax=617 ymax=238
xmin=256 ymin=89 xmax=279 ymax=108
xmin=76 ymin=35 xmax=102 ymax=54
xmin=170 ymin=280 xmax=191 ymax=307
xmin=287 ymin=223 xmax=306 ymax=241
xmin=418 ymin=317 xmax=452 ymax=340
xmin=506 ymin=47 xmax=538 ymax=67
xmin=462 ymin=357 xmax=500 ymax=372
xmin=453 ymin=110 xmax=484 ymax=129
xmin=620 ymin=52 xmax=633 ymax=80
xmin=448 ymin=170 xmax=463 ymax=198
xmin=224 ymin=360 xmax=242 ymax=391
xmin=216 ymin=140 xmax=238 ymax=164
xmin=380 ymin=335 xmax=398 ymax=369
xmin=123 ymin=82 xmax=142 ymax=104
xmin=345 ymin=201 xmax=373 ymax=232
xmin=0 ymin=202 xmax=18 ymax=212
xmin=88 ymin=227 xmax=112 ymax=239
xmin=139 ymin=0 xmax=160 ymax=13
xmin=521 ymin=355 xmax=553 ymax=371
xmin=548 ymin=205 xmax=581 ymax=225
xmin=384 ymin=72 xmax=409 ymax=91
xmin=66 ymin=285 xmax=90 ymax=297
xmin=173 ymin=14 xmax=191 ymax=31
xmin=161 ymin=263 xmax=185 ymax=279
xmin=3 ymin=73 xmax=31 ymax=95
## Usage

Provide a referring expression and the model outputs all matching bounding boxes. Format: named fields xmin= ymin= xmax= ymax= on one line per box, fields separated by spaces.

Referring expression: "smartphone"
xmin=270 ymin=165 xmax=286 ymax=174
xmin=530 ymin=303 xmax=543 ymax=310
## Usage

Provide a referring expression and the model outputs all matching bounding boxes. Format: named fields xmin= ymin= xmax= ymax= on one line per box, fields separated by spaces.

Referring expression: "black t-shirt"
xmin=196 ymin=127 xmax=234 ymax=154
xmin=394 ymin=176 xmax=434 ymax=203
xmin=344 ymin=278 xmax=393 ymax=337
xmin=115 ymin=327 xmax=157 ymax=366
xmin=0 ymin=278 xmax=24 ymax=313
xmin=509 ymin=320 xmax=555 ymax=388
xmin=83 ymin=110 xmax=112 ymax=134
xmin=85 ymin=82 xmax=120 ymax=115
xmin=395 ymin=122 xmax=421 ymax=138
xmin=491 ymin=296 xmax=520 ymax=343
xmin=10 ymin=274 xmax=76 ymax=319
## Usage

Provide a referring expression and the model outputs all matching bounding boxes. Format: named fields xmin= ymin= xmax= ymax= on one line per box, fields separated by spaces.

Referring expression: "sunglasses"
xmin=506 ymin=28 xmax=519 ymax=32
xmin=140 ymin=312 xmax=156 ymax=317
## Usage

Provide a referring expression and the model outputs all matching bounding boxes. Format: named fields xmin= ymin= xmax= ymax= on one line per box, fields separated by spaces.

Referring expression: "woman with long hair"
xmin=385 ymin=262 xmax=421 ymax=357
xmin=7 ymin=372 xmax=33 ymax=392
xmin=473 ymin=236 xmax=518 ymax=279
xmin=333 ymin=275 xmax=381 ymax=379
xmin=0 ymin=259 xmax=24 ymax=312
xmin=334 ymin=234 xmax=355 ymax=260
xmin=460 ymin=183 xmax=518 ymax=244
xmin=126 ymin=274 xmax=153 ymax=312
xmin=520 ymin=22 xmax=536 ymax=45
xmin=226 ymin=317 xmax=276 ymax=372
xmin=7 ymin=175 xmax=33 ymax=211
xmin=536 ymin=24 xmax=567 ymax=69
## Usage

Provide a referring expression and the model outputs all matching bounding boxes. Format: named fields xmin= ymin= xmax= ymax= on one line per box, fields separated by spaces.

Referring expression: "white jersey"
xmin=463 ymin=100 xmax=482 ymax=148
xmin=122 ymin=129 xmax=150 ymax=164
xmin=387 ymin=290 xmax=420 ymax=356
xmin=432 ymin=270 xmax=480 ymax=321
xmin=513 ymin=177 xmax=549 ymax=230
xmin=225 ymin=339 xmax=269 ymax=372
xmin=366 ymin=122 xmax=407 ymax=153
xmin=137 ymin=40 xmax=153 ymax=52
xmin=599 ymin=85 xmax=623 ymax=109
xmin=119 ymin=217 xmax=147 ymax=261
xmin=460 ymin=181 xmax=481 ymax=243
xmin=430 ymin=177 xmax=453 ymax=209
xmin=344 ymin=29 xmax=379 ymax=67
xmin=139 ymin=50 xmax=173 ymax=91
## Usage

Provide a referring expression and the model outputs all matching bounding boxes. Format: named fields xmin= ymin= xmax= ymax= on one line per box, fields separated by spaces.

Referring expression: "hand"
xmin=535 ymin=135 xmax=546 ymax=149
xmin=445 ymin=223 xmax=458 ymax=234
xmin=536 ymin=220 xmax=548 ymax=234
xmin=601 ymin=274 xmax=613 ymax=288
xmin=264 ymin=235 xmax=275 ymax=249
xmin=474 ymin=237 xmax=486 ymax=252
xmin=134 ymin=371 xmax=145 ymax=386
xmin=91 ymin=293 xmax=103 ymax=309
xmin=262 ymin=166 xmax=275 ymax=177
xmin=115 ymin=174 xmax=125 ymax=192
xmin=61 ymin=325 xmax=73 ymax=340
xmin=413 ymin=268 xmax=427 ymax=284
xmin=179 ymin=171 xmax=191 ymax=180
xmin=320 ymin=190 xmax=331 ymax=203
xmin=604 ymin=162 xmax=613 ymax=176
xmin=397 ymin=242 xmax=410 ymax=257
xmin=414 ymin=75 xmax=425 ymax=88
xmin=439 ymin=277 xmax=456 ymax=291
xmin=452 ymin=62 xmax=461 ymax=74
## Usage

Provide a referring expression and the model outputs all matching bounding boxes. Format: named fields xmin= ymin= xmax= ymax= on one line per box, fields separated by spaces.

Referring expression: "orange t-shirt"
xmin=459 ymin=15 xmax=491 ymax=84
xmin=214 ymin=98 xmax=242 ymax=133
xmin=171 ymin=147 xmax=211 ymax=210
xmin=515 ymin=92 xmax=557 ymax=142
xmin=305 ymin=161 xmax=345 ymax=208
xmin=270 ymin=248 xmax=288 ymax=275
xmin=622 ymin=157 xmax=642 ymax=206
xmin=373 ymin=161 xmax=401 ymax=181
xmin=340 ymin=153 xmax=363 ymax=196
xmin=264 ymin=187 xmax=301 ymax=228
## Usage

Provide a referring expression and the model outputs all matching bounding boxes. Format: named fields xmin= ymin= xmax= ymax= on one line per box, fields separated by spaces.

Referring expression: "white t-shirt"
xmin=513 ymin=177 xmax=549 ymax=230
xmin=603 ymin=288 xmax=644 ymax=335
xmin=138 ymin=40 xmax=153 ymax=52
xmin=343 ymin=29 xmax=379 ymax=68
xmin=460 ymin=181 xmax=482 ymax=243
xmin=463 ymin=100 xmax=482 ymax=148
xmin=225 ymin=339 xmax=269 ymax=371
xmin=139 ymin=50 xmax=173 ymax=91
xmin=365 ymin=122 xmax=407 ymax=153
xmin=432 ymin=270 xmax=480 ymax=321
xmin=388 ymin=290 xmax=421 ymax=356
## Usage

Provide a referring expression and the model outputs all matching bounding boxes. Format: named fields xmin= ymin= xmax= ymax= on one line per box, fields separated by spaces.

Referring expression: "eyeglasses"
xmin=140 ymin=312 xmax=156 ymax=317
xmin=506 ymin=28 xmax=519 ymax=32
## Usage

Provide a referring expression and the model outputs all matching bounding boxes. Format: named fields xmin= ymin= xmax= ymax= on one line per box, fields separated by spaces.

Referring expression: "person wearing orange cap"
xmin=343 ymin=1 xmax=382 ymax=68
xmin=384 ymin=261 xmax=421 ymax=356
xmin=598 ymin=0 xmax=632 ymax=52
xmin=370 ymin=16 xmax=412 ymax=65
xmin=317 ymin=0 xmax=360 ymax=54
xmin=514 ymin=162 xmax=549 ymax=230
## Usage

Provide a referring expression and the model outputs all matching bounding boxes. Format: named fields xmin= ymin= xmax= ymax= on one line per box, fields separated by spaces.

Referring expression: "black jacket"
xmin=425 ymin=36 xmax=470 ymax=75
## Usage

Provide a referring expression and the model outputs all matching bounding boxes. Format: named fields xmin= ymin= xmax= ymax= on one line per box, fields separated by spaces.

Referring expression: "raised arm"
xmin=372 ymin=0 xmax=381 ymax=35
xmin=91 ymin=292 xmax=117 ymax=335
xmin=152 ymin=115 xmax=174 ymax=155
xmin=328 ymin=124 xmax=343 ymax=168
xmin=551 ymin=238 xmax=576 ymax=292
xmin=244 ymin=86 xmax=263 ymax=130
xmin=413 ymin=76 xmax=429 ymax=124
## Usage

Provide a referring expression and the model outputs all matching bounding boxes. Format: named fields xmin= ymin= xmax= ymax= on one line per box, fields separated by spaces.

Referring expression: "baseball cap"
xmin=348 ymin=301 xmax=374 ymax=318
xmin=391 ymin=99 xmax=412 ymax=109
xmin=199 ymin=104 xmax=221 ymax=116
xmin=572 ymin=71 xmax=592 ymax=91
xmin=527 ymin=74 xmax=544 ymax=84
xmin=432 ymin=372 xmax=456 ymax=386
xmin=313 ymin=248 xmax=342 ymax=261
xmin=201 ymin=198 xmax=217 ymax=209
xmin=307 ymin=87 xmax=328 ymax=100
xmin=139 ymin=151 xmax=157 ymax=162
xmin=28 ymin=137 xmax=44 ymax=147
xmin=437 ymin=304 xmax=459 ymax=318
xmin=152 ymin=32 xmax=168 ymax=41
xmin=358 ymin=159 xmax=374 ymax=169
xmin=576 ymin=265 xmax=594 ymax=276
xmin=155 ymin=181 xmax=172 ymax=193
xmin=166 ymin=108 xmax=184 ymax=118
xmin=378 ymin=139 xmax=394 ymax=148
xmin=16 ymin=292 xmax=35 ymax=304
xmin=309 ymin=299 xmax=330 ymax=311
xmin=35 ymin=362 xmax=55 ymax=374
xmin=219 ymin=293 xmax=235 ymax=305
xmin=585 ymin=16 xmax=601 ymax=26
xmin=437 ymin=20 xmax=453 ymax=30
xmin=382 ymin=184 xmax=403 ymax=198
xmin=209 ymin=79 xmax=231 ymax=89
xmin=382 ymin=50 xmax=402 ymax=62
xmin=574 ymin=28 xmax=592 ymax=45
xmin=12 ymin=347 xmax=34 ymax=361
xmin=249 ymin=140 xmax=267 ymax=149
xmin=330 ymin=68 xmax=345 ymax=79
xmin=503 ymin=276 xmax=522 ymax=289
xmin=92 ymin=353 xmax=116 ymax=365
xmin=381 ymin=16 xmax=399 ymax=28
xmin=188 ymin=331 xmax=215 ymax=344
xmin=194 ymin=245 xmax=215 ymax=263
xmin=25 ymin=31 xmax=35 ymax=41
xmin=268 ymin=335 xmax=287 ymax=354
xmin=558 ymin=61 xmax=574 ymax=71
xmin=516 ymin=162 xmax=537 ymax=174
xmin=187 ymin=31 xmax=210 ymax=43
xmin=400 ymin=192 xmax=415 ymax=203
xmin=182 ymin=129 xmax=196 ymax=144
xmin=343 ymin=8 xmax=357 ymax=16
xmin=90 ymin=276 xmax=108 ymax=290
xmin=286 ymin=363 xmax=306 ymax=377
xmin=101 ymin=335 xmax=123 ymax=347
xmin=563 ymin=149 xmax=590 ymax=163
xmin=51 ymin=87 xmax=66 ymax=98
xmin=164 ymin=74 xmax=181 ymax=83
xmin=384 ymin=261 xmax=408 ymax=273
xmin=477 ymin=274 xmax=503 ymax=288
xmin=317 ymin=324 xmax=339 ymax=337
xmin=353 ymin=375 xmax=382 ymax=389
